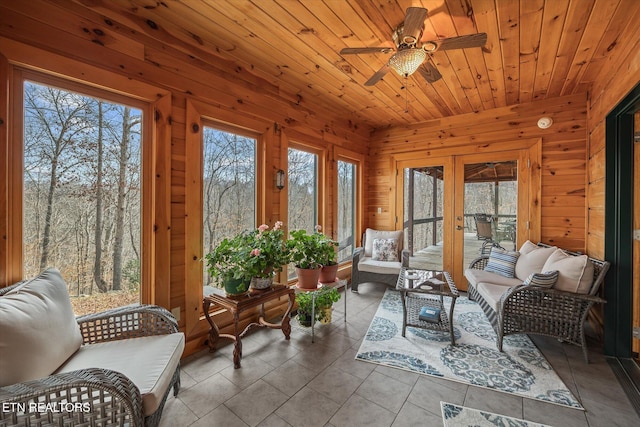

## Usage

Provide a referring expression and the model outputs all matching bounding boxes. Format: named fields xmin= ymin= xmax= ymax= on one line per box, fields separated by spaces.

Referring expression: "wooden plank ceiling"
xmin=1 ymin=0 xmax=635 ymax=131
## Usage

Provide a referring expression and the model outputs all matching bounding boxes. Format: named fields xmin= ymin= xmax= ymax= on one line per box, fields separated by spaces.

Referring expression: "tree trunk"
xmin=93 ymin=102 xmax=107 ymax=293
xmin=39 ymin=159 xmax=57 ymax=271
xmin=112 ymin=107 xmax=130 ymax=291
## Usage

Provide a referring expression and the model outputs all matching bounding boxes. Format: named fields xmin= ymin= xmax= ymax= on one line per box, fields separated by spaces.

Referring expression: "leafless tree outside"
xmin=202 ymin=126 xmax=256 ymax=289
xmin=23 ymin=81 xmax=142 ymax=315
xmin=337 ymin=160 xmax=355 ymax=263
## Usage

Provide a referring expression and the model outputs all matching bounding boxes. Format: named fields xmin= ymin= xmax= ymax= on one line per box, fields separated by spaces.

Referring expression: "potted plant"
xmin=205 ymin=221 xmax=289 ymax=295
xmin=245 ymin=221 xmax=289 ymax=289
xmin=294 ymin=292 xmax=316 ymax=327
xmin=287 ymin=226 xmax=327 ymax=289
xmin=315 ymin=286 xmax=341 ymax=324
xmin=204 ymin=231 xmax=252 ymax=296
xmin=316 ymin=228 xmax=339 ymax=283
xmin=295 ymin=286 xmax=341 ymax=327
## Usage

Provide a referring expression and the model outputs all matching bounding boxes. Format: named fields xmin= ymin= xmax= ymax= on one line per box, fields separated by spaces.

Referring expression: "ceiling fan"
xmin=340 ymin=7 xmax=487 ymax=86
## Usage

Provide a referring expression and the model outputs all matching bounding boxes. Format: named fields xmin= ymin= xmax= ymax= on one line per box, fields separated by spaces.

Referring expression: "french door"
xmin=395 ymin=143 xmax=540 ymax=290
xmin=453 ymin=150 xmax=539 ymax=289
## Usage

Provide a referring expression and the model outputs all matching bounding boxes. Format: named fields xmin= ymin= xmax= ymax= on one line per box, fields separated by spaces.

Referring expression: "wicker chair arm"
xmin=468 ymin=255 xmax=490 ymax=270
xmin=499 ymin=284 xmax=607 ymax=318
xmin=352 ymin=247 xmax=363 ymax=264
xmin=0 ymin=368 xmax=144 ymax=427
xmin=77 ymin=304 xmax=179 ymax=345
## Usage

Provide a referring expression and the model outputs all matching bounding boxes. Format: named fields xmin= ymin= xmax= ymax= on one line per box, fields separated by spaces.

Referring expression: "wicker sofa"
xmin=0 ymin=268 xmax=184 ymax=427
xmin=351 ymin=228 xmax=409 ymax=292
xmin=465 ymin=242 xmax=609 ymax=363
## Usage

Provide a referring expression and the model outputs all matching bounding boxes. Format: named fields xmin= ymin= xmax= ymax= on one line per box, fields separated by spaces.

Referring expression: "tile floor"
xmin=160 ymin=284 xmax=640 ymax=427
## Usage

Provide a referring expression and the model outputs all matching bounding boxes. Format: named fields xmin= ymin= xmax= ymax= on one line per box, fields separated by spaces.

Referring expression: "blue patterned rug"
xmin=355 ymin=290 xmax=583 ymax=409
xmin=441 ymin=402 xmax=553 ymax=427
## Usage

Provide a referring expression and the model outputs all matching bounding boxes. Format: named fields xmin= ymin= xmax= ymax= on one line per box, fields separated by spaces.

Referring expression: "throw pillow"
xmin=514 ymin=241 xmax=558 ymax=281
xmin=484 ymin=246 xmax=520 ymax=278
xmin=364 ymin=229 xmax=403 ymax=257
xmin=523 ymin=270 xmax=559 ymax=288
xmin=542 ymin=249 xmax=594 ymax=294
xmin=0 ymin=268 xmax=83 ymax=387
xmin=371 ymin=238 xmax=399 ymax=262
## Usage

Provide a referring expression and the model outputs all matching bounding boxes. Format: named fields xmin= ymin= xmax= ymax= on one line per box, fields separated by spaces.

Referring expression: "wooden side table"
xmin=203 ymin=284 xmax=294 ymax=368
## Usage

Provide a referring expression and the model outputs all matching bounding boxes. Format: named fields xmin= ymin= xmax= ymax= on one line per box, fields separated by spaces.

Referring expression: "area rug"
xmin=355 ymin=289 xmax=582 ymax=409
xmin=441 ymin=402 xmax=553 ymax=427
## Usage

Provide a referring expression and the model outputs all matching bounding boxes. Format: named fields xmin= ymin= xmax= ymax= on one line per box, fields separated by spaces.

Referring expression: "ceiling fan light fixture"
xmin=388 ymin=48 xmax=426 ymax=77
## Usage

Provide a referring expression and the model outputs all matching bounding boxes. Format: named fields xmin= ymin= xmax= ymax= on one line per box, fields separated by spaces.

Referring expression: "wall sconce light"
xmin=537 ymin=116 xmax=553 ymax=129
xmin=276 ymin=169 xmax=285 ymax=190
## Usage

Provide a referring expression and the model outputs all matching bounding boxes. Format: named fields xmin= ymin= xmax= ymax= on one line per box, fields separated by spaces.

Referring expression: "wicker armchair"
xmin=467 ymin=245 xmax=609 ymax=363
xmin=351 ymin=228 xmax=409 ymax=292
xmin=0 ymin=280 xmax=182 ymax=427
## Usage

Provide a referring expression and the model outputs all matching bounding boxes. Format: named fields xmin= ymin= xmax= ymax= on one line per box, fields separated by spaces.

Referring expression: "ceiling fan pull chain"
xmin=404 ymin=76 xmax=409 ymax=113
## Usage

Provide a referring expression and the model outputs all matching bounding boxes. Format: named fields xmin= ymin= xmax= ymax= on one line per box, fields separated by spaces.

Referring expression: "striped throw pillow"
xmin=484 ymin=247 xmax=520 ymax=278
xmin=523 ymin=270 xmax=559 ymax=288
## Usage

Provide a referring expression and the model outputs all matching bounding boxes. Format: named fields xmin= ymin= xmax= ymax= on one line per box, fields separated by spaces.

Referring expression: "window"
xmin=287 ymin=146 xmax=319 ymax=279
xmin=287 ymin=147 xmax=318 ymax=231
xmin=202 ymin=124 xmax=256 ymax=295
xmin=22 ymin=80 xmax=143 ymax=315
xmin=337 ymin=160 xmax=356 ymax=263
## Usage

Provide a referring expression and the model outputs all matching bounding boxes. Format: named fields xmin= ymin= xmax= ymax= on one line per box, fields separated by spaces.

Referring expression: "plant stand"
xmin=203 ymin=284 xmax=294 ymax=368
xmin=295 ymin=278 xmax=347 ymax=343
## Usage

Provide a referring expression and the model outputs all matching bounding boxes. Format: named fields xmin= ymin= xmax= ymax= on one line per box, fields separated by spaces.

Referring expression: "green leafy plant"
xmin=205 ymin=221 xmax=289 ymax=287
xmin=287 ymin=226 xmax=338 ymax=269
xmin=295 ymin=286 xmax=341 ymax=325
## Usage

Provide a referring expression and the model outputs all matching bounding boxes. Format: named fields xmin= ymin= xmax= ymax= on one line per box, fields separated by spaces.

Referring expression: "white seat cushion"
xmin=56 ymin=333 xmax=185 ymax=416
xmin=0 ymin=268 xmax=82 ymax=386
xmin=358 ymin=256 xmax=402 ymax=275
xmin=514 ymin=241 xmax=557 ymax=281
xmin=464 ymin=268 xmax=522 ymax=289
xmin=476 ymin=282 xmax=511 ymax=312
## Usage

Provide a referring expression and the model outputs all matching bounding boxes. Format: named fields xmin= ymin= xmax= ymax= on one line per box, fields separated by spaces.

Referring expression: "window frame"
xmin=200 ymin=118 xmax=261 ymax=293
xmin=334 ymin=147 xmax=364 ymax=266
xmin=2 ymin=66 xmax=170 ymax=307
xmin=184 ymin=99 xmax=269 ymax=335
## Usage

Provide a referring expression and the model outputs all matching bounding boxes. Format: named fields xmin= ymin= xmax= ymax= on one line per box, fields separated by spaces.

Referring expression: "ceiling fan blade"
xmin=340 ymin=47 xmax=393 ymax=55
xmin=364 ymin=64 xmax=391 ymax=86
xmin=402 ymin=7 xmax=428 ymax=44
xmin=423 ymin=33 xmax=487 ymax=51
xmin=418 ymin=62 xmax=442 ymax=84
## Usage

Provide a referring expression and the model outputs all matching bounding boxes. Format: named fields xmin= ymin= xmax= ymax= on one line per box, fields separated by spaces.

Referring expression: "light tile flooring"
xmin=160 ymin=284 xmax=640 ymax=427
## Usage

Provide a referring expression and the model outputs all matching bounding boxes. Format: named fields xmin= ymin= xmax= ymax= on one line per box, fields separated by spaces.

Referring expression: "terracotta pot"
xmin=295 ymin=266 xmax=321 ymax=289
xmin=319 ymin=263 xmax=338 ymax=284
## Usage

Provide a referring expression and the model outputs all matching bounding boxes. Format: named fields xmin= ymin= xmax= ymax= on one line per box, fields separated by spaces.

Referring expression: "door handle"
xmin=456 ymin=225 xmax=463 ymax=230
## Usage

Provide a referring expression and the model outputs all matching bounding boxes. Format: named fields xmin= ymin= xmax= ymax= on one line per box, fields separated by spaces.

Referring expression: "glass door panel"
xmin=463 ymin=162 xmax=518 ymax=267
xmin=403 ymin=166 xmax=446 ymax=271
xmin=454 ymin=151 xmax=530 ymax=290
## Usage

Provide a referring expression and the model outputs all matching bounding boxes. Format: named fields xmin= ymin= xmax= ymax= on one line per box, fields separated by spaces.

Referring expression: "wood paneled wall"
xmin=0 ymin=29 xmax=369 ymax=355
xmin=586 ymin=9 xmax=640 ymax=259
xmin=368 ymin=92 xmax=589 ymax=252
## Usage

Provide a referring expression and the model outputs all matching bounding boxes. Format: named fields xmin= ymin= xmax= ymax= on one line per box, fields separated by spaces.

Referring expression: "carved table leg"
xmin=203 ymin=298 xmax=220 ymax=352
xmin=281 ymin=292 xmax=294 ymax=340
xmin=233 ymin=311 xmax=242 ymax=368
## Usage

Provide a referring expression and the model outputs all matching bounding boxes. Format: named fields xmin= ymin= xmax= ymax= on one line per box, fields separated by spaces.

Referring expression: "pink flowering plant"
xmin=287 ymin=225 xmax=338 ymax=269
xmin=205 ymin=221 xmax=290 ymax=285
xmin=244 ymin=221 xmax=290 ymax=278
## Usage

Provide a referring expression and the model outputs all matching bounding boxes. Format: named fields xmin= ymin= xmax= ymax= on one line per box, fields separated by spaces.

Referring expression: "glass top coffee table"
xmin=396 ymin=267 xmax=459 ymax=345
